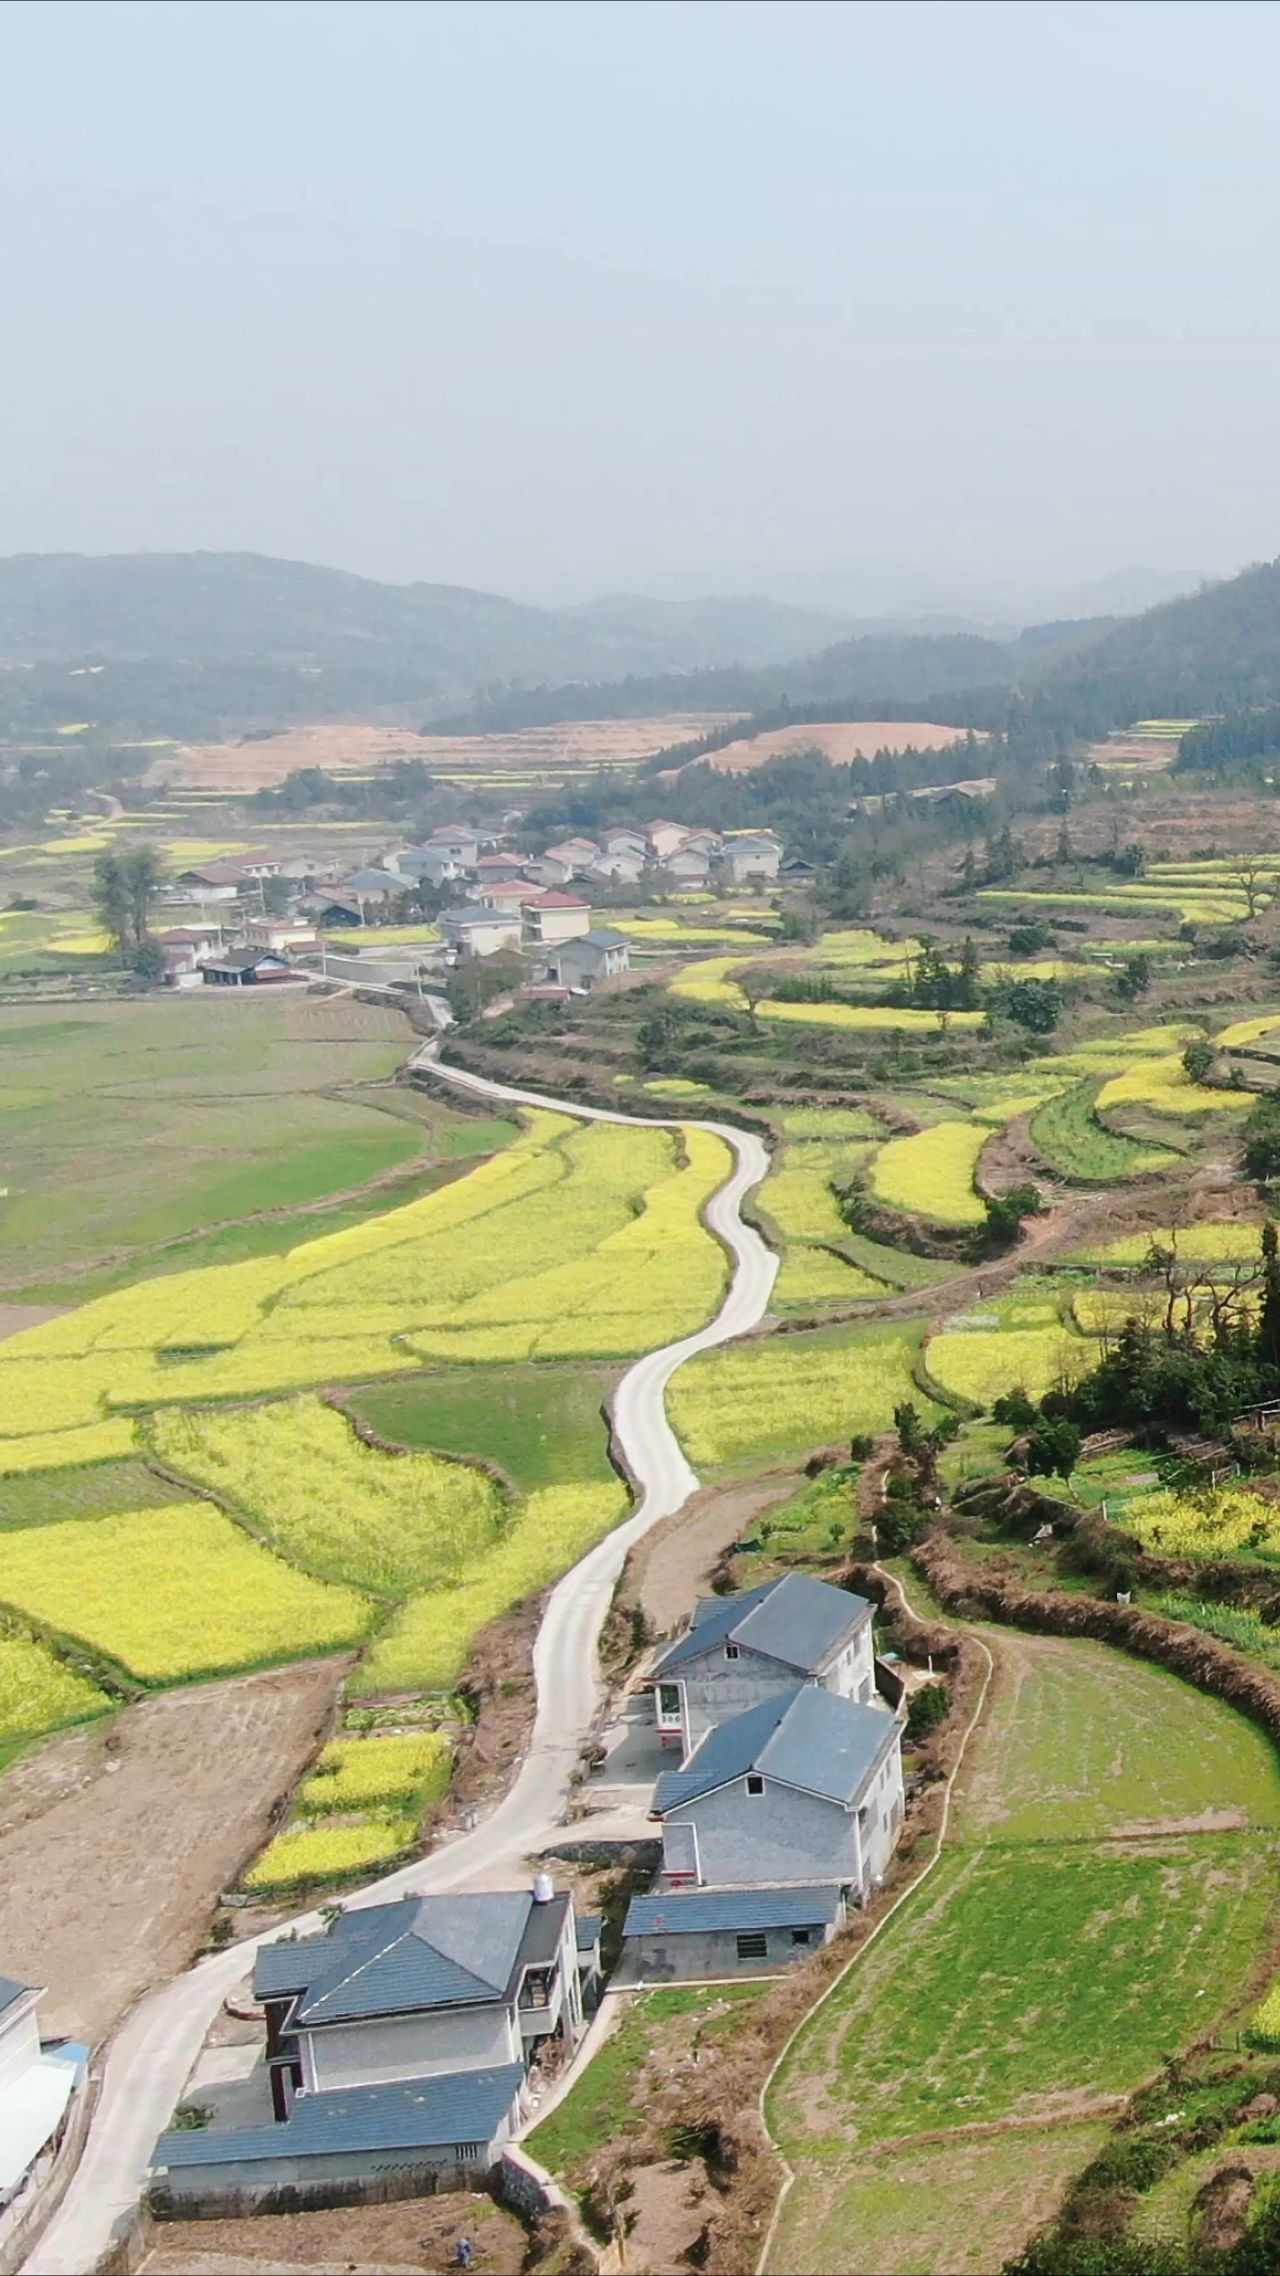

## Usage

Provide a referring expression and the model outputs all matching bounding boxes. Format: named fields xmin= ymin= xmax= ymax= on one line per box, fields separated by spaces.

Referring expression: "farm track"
xmin=23 ymin=1062 xmax=778 ymax=2276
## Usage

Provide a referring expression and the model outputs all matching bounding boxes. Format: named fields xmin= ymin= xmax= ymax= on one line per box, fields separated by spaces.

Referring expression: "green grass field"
xmin=0 ymin=994 xmax=440 ymax=1282
xmin=0 ymin=997 xmax=522 ymax=1299
xmin=1029 ymin=1077 xmax=1178 ymax=1182
xmin=349 ymin=1361 xmax=620 ymax=1493
xmin=765 ymin=1625 xmax=1280 ymax=2274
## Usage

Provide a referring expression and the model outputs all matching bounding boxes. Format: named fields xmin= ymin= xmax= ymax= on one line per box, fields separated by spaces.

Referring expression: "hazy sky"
xmin=3 ymin=0 xmax=1280 ymax=612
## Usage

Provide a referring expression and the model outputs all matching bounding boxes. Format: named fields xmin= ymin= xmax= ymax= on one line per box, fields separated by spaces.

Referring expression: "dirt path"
xmin=623 ymin=1466 xmax=804 ymax=1634
xmin=0 ymin=1659 xmax=343 ymax=2042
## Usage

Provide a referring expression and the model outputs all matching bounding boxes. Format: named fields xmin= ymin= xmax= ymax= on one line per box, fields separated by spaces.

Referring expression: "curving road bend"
xmin=25 ymin=1066 xmax=777 ymax=2276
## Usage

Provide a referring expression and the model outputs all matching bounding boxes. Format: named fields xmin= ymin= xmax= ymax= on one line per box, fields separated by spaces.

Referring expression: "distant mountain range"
xmin=0 ymin=553 xmax=860 ymax=680
xmin=0 ymin=547 xmax=1271 ymax=752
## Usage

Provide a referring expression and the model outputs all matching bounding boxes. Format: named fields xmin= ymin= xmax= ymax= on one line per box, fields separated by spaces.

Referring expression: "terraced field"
xmin=766 ymin=1629 xmax=1280 ymax=2274
xmin=0 ymin=1104 xmax=730 ymax=1758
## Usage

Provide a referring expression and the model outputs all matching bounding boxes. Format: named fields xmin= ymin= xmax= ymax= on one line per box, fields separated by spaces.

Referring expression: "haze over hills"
xmin=0 ymin=547 xmax=1273 ymax=754
xmin=0 ymin=552 xmax=858 ymax=679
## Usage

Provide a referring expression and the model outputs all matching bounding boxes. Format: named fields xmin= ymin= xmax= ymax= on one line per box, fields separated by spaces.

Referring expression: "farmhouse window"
xmin=746 ymin=1773 xmax=764 ymax=1796
xmin=790 ymin=1929 xmax=812 ymax=1946
xmin=736 ymin=1932 xmax=768 ymax=1960
xmin=724 ymin=1642 xmax=740 ymax=1660
xmin=658 ymin=1684 xmax=681 ymax=1719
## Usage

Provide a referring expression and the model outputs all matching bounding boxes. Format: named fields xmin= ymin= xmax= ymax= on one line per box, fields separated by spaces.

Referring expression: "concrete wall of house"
xmin=152 ymin=2132 xmax=510 ymax=2208
xmin=0 ymin=2003 xmax=40 ymax=2092
xmin=303 ymin=2005 xmax=520 ymax=2093
xmin=623 ymin=1918 xmax=836 ymax=1983
xmin=679 ymin=1624 xmax=876 ymax=1741
xmin=860 ymin=1742 xmax=906 ymax=1885
xmin=664 ymin=1777 xmax=864 ymax=1890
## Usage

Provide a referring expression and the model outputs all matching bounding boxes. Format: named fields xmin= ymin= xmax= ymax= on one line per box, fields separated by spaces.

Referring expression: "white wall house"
xmin=0 ymin=1976 xmax=86 ymax=2214
xmin=520 ymin=892 xmax=591 ymax=948
xmin=150 ymin=1886 xmax=598 ymax=2207
xmin=650 ymin=1574 xmax=878 ymax=1752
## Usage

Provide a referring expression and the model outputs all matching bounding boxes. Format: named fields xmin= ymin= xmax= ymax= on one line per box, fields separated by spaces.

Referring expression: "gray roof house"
xmin=150 ymin=1886 xmax=590 ymax=2209
xmin=537 ymin=929 xmax=631 ymax=991
xmin=621 ymin=1885 xmax=845 ymax=1985
xmin=629 ymin=1685 xmax=904 ymax=1981
xmin=651 ymin=1573 xmax=878 ymax=1750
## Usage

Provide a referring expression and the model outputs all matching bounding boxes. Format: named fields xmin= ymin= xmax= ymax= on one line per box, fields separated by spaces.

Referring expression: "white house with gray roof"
xmin=150 ymin=1885 xmax=597 ymax=2207
xmin=536 ymin=929 xmax=631 ymax=991
xmin=650 ymin=1573 xmax=877 ymax=1753
xmin=651 ymin=1686 xmax=903 ymax=1904
xmin=0 ymin=1975 xmax=87 ymax=2214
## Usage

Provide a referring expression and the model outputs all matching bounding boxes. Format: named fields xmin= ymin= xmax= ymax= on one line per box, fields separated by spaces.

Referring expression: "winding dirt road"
xmin=24 ymin=1065 xmax=778 ymax=2276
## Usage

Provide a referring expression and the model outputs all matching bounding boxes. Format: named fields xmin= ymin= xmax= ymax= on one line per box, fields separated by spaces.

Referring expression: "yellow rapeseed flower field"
xmin=1095 ymin=1055 xmax=1243 ymax=1114
xmin=870 ymin=1122 xmax=989 ymax=1225
xmin=244 ymin=1816 xmax=418 ymax=1892
xmin=298 ymin=1732 xmax=452 ymax=1813
xmin=1123 ymin=1487 xmax=1280 ymax=1560
xmin=0 ymin=1503 xmax=373 ymax=1680
xmin=149 ymin=1397 xmax=504 ymax=1595
xmin=0 ymin=1631 xmax=112 ymax=1745
xmin=759 ymin=1001 xmax=986 ymax=1035
xmin=351 ymin=1480 xmax=630 ymax=1694
xmin=668 ymin=1323 xmax=940 ymax=1469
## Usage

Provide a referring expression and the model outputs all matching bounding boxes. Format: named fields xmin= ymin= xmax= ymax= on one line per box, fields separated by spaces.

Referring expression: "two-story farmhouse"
xmin=652 ymin=1684 xmax=903 ymax=1895
xmin=624 ymin=1576 xmax=905 ymax=1982
xmin=150 ymin=1884 xmax=598 ymax=2207
xmin=650 ymin=1573 xmax=877 ymax=1752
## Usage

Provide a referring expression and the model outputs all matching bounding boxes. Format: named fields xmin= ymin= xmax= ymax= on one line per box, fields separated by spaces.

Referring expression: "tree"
xmin=980 ymin=1182 xmax=1044 ymax=1249
xmin=1115 ymin=953 xmax=1152 ymax=1001
xmin=120 ymin=843 xmax=166 ymax=948
xmin=91 ymin=850 xmax=132 ymax=957
xmin=991 ymin=977 xmax=1062 ymax=1034
xmin=906 ymin=1681 xmax=950 ymax=1741
xmin=1260 ymin=1221 xmax=1280 ymax=1374
xmin=128 ymin=936 xmax=167 ymax=986
xmin=1233 ymin=860 xmax=1267 ymax=921
xmin=1113 ymin=842 xmax=1146 ymax=877
xmin=992 ymin=1387 xmax=1039 ymax=1429
xmin=1181 ymin=1037 xmax=1214 ymax=1084
xmin=260 ymin=874 xmax=293 ymax=914
xmin=956 ymin=936 xmax=982 ymax=1009
xmin=1025 ymin=1416 xmax=1081 ymax=1483
xmin=1243 ymin=1095 xmax=1280 ymax=1184
xmin=893 ymin=1401 xmax=925 ymax=1459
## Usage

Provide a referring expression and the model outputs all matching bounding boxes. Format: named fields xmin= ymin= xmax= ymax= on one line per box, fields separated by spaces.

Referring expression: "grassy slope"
xmin=347 ymin=1364 xmax=622 ymax=1494
xmin=766 ymin=1628 xmax=1280 ymax=2275
xmin=0 ymin=994 xmax=458 ymax=1283
xmin=0 ymin=995 xmax=519 ymax=1298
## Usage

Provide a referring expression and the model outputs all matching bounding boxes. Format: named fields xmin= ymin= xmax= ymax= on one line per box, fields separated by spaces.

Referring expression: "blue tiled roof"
xmin=651 ymin=1575 xmax=869 ymax=1679
xmin=0 ymin=1974 xmax=30 ymax=2016
xmin=153 ymin=2066 xmax=525 ymax=2170
xmin=253 ymin=1893 xmax=533 ymax=2026
xmin=625 ymin=1885 xmax=842 ymax=1938
xmin=654 ymin=1686 xmax=898 ymax=1814
xmin=575 ymin=1914 xmax=602 ymax=1948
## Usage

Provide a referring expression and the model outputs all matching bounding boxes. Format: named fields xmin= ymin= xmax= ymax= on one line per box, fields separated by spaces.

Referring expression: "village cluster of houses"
xmin=130 ymin=1574 xmax=904 ymax=2211
xmin=156 ymin=818 xmax=788 ymax=996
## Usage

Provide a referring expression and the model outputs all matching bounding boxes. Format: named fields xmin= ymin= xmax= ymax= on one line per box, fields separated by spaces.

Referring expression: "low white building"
xmin=441 ymin=908 xmax=522 ymax=960
xmin=537 ymin=929 xmax=631 ymax=990
xmin=0 ymin=1976 xmax=87 ymax=2213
